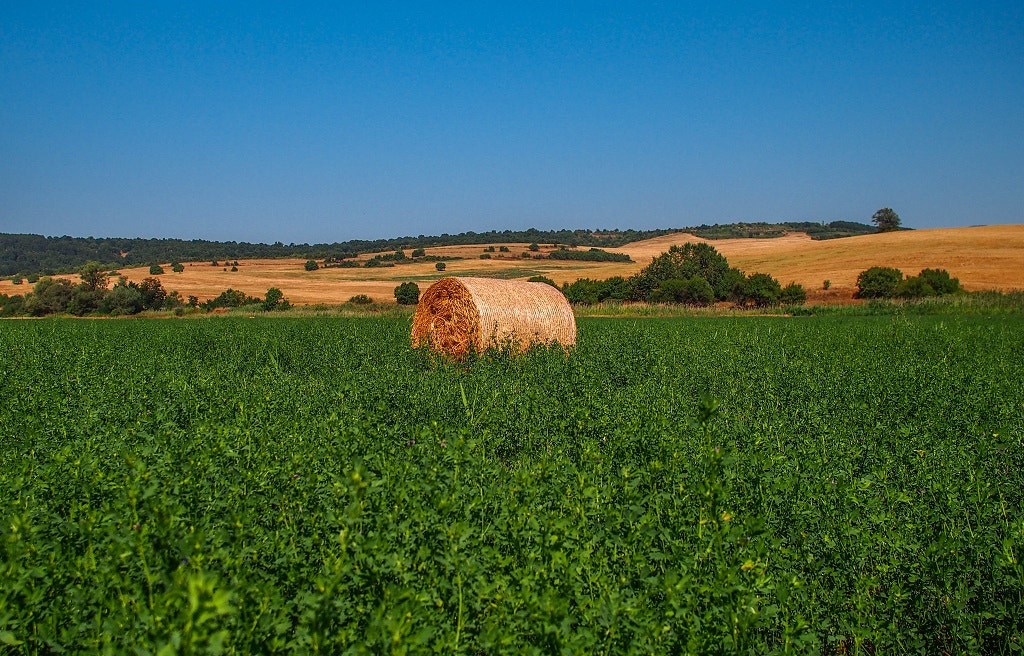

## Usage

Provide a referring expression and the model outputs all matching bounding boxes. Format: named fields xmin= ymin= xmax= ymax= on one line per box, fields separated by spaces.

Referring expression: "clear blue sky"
xmin=2 ymin=2 xmax=1022 ymax=243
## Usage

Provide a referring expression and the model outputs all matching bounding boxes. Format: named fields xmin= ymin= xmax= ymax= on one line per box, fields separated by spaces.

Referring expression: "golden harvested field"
xmin=2 ymin=225 xmax=1021 ymax=304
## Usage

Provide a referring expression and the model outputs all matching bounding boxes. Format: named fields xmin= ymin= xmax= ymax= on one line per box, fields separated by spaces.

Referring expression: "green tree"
xmin=411 ymin=248 xmax=426 ymax=258
xmin=871 ymin=207 xmax=901 ymax=232
xmin=896 ymin=276 xmax=936 ymax=299
xmin=24 ymin=277 xmax=75 ymax=316
xmin=856 ymin=266 xmax=904 ymax=298
xmin=261 ymin=287 xmax=289 ymax=311
xmin=780 ymin=282 xmax=807 ymax=305
xmin=79 ymin=262 xmax=109 ymax=292
xmin=435 ymin=262 xmax=446 ymax=271
xmin=528 ymin=242 xmax=540 ymax=252
xmin=304 ymin=260 xmax=319 ymax=271
xmin=918 ymin=268 xmax=959 ymax=295
xmin=630 ymin=243 xmax=732 ymax=301
xmin=738 ymin=273 xmax=783 ymax=307
xmin=138 ymin=277 xmax=167 ymax=310
xmin=149 ymin=264 xmax=165 ymax=275
xmin=172 ymin=262 xmax=185 ymax=273
xmin=394 ymin=282 xmax=420 ymax=305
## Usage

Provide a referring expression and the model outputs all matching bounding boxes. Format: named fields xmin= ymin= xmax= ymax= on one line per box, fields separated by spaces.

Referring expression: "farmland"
xmin=2 ymin=224 xmax=1022 ymax=306
xmin=1 ymin=315 xmax=1021 ymax=653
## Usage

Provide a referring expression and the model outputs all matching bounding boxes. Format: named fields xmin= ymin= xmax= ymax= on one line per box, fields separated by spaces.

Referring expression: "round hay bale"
xmin=411 ymin=277 xmax=576 ymax=357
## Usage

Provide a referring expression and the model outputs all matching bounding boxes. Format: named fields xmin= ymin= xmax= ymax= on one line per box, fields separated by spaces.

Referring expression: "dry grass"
xmin=1 ymin=225 xmax=1020 ymax=304
xmin=411 ymin=277 xmax=576 ymax=357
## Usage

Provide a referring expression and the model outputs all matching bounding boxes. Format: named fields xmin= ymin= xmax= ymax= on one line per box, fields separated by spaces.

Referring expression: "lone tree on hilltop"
xmin=871 ymin=207 xmax=901 ymax=232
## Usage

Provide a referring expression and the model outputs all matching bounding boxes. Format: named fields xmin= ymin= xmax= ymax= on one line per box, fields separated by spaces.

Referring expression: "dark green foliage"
xmin=435 ymin=262 xmax=446 ymax=272
xmin=499 ymin=245 xmax=510 ymax=252
xmin=737 ymin=273 xmax=783 ymax=307
xmin=650 ymin=277 xmax=715 ymax=306
xmin=631 ymin=243 xmax=733 ymax=302
xmin=528 ymin=242 xmax=540 ymax=251
xmin=479 ymin=253 xmax=491 ymax=259
xmin=172 ymin=263 xmax=185 ymax=273
xmin=780 ymin=282 xmax=807 ymax=305
xmin=411 ymin=248 xmax=426 ymax=258
xmin=918 ymin=268 xmax=960 ymax=295
xmin=230 ymin=266 xmax=238 ymax=272
xmin=561 ymin=277 xmax=629 ymax=305
xmin=856 ymin=266 xmax=904 ymax=298
xmin=897 ymin=276 xmax=936 ymax=299
xmin=687 ymin=221 xmax=876 ymax=240
xmin=0 ymin=316 xmax=1021 ymax=653
xmin=261 ymin=288 xmax=290 ymax=311
xmin=526 ymin=275 xmax=558 ymax=288
xmin=484 ymin=246 xmax=495 ymax=252
xmin=394 ymin=282 xmax=420 ymax=305
xmin=304 ymin=260 xmax=319 ymax=271
xmin=201 ymin=289 xmax=259 ymax=311
xmin=546 ymin=248 xmax=631 ymax=262
xmin=871 ymin=207 xmax=902 ymax=232
xmin=24 ymin=277 xmax=75 ymax=315
xmin=149 ymin=264 xmax=165 ymax=275
xmin=348 ymin=294 xmax=373 ymax=305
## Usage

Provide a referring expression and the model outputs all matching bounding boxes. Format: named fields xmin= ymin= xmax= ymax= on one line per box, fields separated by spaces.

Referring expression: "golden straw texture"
xmin=411 ymin=277 xmax=576 ymax=357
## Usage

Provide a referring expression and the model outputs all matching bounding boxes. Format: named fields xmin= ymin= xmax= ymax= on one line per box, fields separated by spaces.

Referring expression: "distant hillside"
xmin=0 ymin=222 xmax=872 ymax=276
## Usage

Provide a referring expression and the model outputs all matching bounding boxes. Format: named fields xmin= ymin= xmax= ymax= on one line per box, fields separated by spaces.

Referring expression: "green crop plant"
xmin=0 ymin=315 xmax=1021 ymax=653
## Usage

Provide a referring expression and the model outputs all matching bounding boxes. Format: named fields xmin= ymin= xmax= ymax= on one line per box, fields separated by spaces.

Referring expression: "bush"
xmin=823 ymin=280 xmax=831 ymax=290
xmin=348 ymin=294 xmax=373 ymax=305
xmin=394 ymin=282 xmax=420 ymax=305
xmin=918 ymin=268 xmax=960 ymax=295
xmin=896 ymin=276 xmax=936 ymax=299
xmin=411 ymin=248 xmax=426 ymax=258
xmin=780 ymin=282 xmax=807 ymax=305
xmin=856 ymin=267 xmax=903 ymax=298
xmin=528 ymin=242 xmax=540 ymax=252
xmin=479 ymin=253 xmax=491 ymax=260
xmin=527 ymin=275 xmax=558 ymax=288
xmin=499 ymin=246 xmax=510 ymax=252
xmin=172 ymin=263 xmax=184 ymax=273
xmin=435 ymin=262 xmax=446 ymax=272
xmin=230 ymin=266 xmax=238 ymax=272
xmin=149 ymin=264 xmax=164 ymax=275
xmin=304 ymin=260 xmax=319 ymax=271
xmin=739 ymin=273 xmax=782 ymax=307
xmin=261 ymin=287 xmax=289 ymax=311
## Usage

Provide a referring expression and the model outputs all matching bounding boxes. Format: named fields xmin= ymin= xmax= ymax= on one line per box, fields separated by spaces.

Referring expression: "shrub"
xmin=780 ymin=282 xmax=807 ymax=305
xmin=435 ymin=262 xmax=446 ymax=272
xmin=499 ymin=246 xmax=510 ymax=252
xmin=823 ymin=280 xmax=831 ymax=290
xmin=896 ymin=276 xmax=936 ymax=299
xmin=918 ymin=268 xmax=960 ymax=295
xmin=528 ymin=242 xmax=540 ymax=252
xmin=230 ymin=266 xmax=238 ymax=272
xmin=348 ymin=294 xmax=373 ymax=305
xmin=411 ymin=248 xmax=426 ymax=258
xmin=149 ymin=264 xmax=164 ymax=275
xmin=304 ymin=260 xmax=319 ymax=271
xmin=739 ymin=273 xmax=783 ymax=307
xmin=172 ymin=263 xmax=184 ymax=273
xmin=480 ymin=253 xmax=491 ymax=260
xmin=394 ymin=282 xmax=420 ymax=305
xmin=261 ymin=287 xmax=289 ymax=311
xmin=527 ymin=275 xmax=558 ymax=288
xmin=856 ymin=267 xmax=903 ymax=298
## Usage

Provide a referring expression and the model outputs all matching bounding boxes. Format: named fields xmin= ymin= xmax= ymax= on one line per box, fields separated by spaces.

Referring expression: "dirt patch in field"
xmin=1 ymin=225 xmax=1020 ymax=304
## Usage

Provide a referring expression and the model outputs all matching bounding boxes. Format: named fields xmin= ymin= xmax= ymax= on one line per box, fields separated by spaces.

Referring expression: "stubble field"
xmin=2 ymin=225 xmax=1020 ymax=305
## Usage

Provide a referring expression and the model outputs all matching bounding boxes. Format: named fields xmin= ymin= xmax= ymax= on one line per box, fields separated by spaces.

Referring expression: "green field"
xmin=1 ymin=316 xmax=1022 ymax=653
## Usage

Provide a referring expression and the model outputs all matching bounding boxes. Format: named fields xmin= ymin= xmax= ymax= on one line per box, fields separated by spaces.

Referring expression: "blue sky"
xmin=1 ymin=2 xmax=1022 ymax=243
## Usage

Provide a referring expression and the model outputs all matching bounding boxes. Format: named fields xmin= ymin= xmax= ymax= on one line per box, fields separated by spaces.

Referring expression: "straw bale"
xmin=411 ymin=277 xmax=576 ymax=357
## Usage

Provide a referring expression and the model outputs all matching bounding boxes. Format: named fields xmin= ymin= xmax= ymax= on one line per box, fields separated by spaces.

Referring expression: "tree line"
xmin=0 ymin=263 xmax=289 ymax=317
xmin=1 ymin=221 xmax=874 ymax=277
